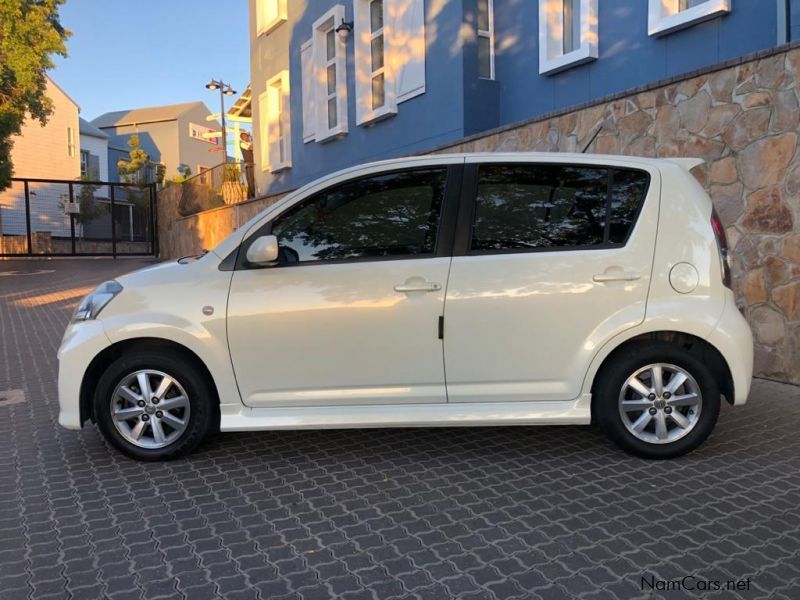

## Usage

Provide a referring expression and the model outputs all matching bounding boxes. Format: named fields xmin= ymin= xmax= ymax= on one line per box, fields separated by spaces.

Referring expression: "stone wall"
xmin=436 ymin=46 xmax=800 ymax=385
xmin=157 ymin=44 xmax=800 ymax=384
xmin=0 ymin=233 xmax=150 ymax=256
xmin=157 ymin=184 xmax=284 ymax=260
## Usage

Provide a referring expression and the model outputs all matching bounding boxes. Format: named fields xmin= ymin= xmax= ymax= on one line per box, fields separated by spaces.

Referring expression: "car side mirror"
xmin=246 ymin=235 xmax=279 ymax=266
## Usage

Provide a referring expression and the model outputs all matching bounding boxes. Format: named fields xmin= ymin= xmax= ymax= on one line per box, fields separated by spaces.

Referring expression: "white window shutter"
xmin=258 ymin=90 xmax=270 ymax=172
xmin=388 ymin=0 xmax=426 ymax=103
xmin=300 ymin=39 xmax=316 ymax=142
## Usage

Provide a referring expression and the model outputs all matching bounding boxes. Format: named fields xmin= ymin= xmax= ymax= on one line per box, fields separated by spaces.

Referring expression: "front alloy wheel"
xmin=111 ymin=370 xmax=191 ymax=449
xmin=94 ymin=350 xmax=215 ymax=460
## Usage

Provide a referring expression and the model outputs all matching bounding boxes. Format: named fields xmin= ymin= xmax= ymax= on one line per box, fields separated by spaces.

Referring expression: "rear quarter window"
xmin=470 ymin=164 xmax=650 ymax=252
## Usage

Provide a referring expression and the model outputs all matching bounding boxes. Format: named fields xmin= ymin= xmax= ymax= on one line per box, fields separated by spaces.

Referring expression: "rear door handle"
xmin=593 ymin=271 xmax=641 ymax=282
xmin=394 ymin=281 xmax=442 ymax=293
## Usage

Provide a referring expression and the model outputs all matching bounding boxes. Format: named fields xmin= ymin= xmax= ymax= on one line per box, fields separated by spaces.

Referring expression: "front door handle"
xmin=593 ymin=270 xmax=641 ymax=283
xmin=394 ymin=281 xmax=442 ymax=293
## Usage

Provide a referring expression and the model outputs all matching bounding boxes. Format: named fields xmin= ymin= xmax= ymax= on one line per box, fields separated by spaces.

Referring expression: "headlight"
xmin=72 ymin=280 xmax=123 ymax=322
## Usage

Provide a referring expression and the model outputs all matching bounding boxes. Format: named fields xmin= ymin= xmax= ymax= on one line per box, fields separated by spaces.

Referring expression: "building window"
xmin=67 ymin=127 xmax=76 ymax=157
xmin=80 ymin=150 xmax=89 ymax=176
xmin=352 ymin=0 xmax=426 ymax=126
xmin=562 ymin=0 xmax=579 ymax=54
xmin=196 ymin=165 xmax=213 ymax=185
xmin=256 ymin=0 xmax=287 ymax=36
xmin=325 ymin=29 xmax=338 ymax=129
xmin=312 ymin=5 xmax=348 ymax=142
xmin=477 ymin=0 xmax=494 ymax=79
xmin=538 ymin=0 xmax=597 ymax=75
xmin=354 ymin=0 xmax=397 ymax=124
xmin=648 ymin=0 xmax=730 ymax=37
xmin=259 ymin=70 xmax=292 ymax=172
xmin=369 ymin=1 xmax=386 ymax=109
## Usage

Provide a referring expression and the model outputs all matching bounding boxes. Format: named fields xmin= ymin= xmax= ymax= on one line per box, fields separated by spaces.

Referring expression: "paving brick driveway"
xmin=1 ymin=258 xmax=799 ymax=600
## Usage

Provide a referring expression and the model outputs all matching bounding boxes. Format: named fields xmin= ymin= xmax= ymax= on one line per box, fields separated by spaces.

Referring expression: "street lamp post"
xmin=205 ymin=79 xmax=237 ymax=164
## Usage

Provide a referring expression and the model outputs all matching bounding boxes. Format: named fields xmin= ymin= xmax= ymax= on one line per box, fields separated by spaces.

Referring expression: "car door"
xmin=227 ymin=162 xmax=462 ymax=408
xmin=442 ymin=158 xmax=659 ymax=403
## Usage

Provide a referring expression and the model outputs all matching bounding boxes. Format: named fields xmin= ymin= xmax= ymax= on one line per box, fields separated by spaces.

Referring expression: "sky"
xmin=51 ymin=0 xmax=251 ymax=123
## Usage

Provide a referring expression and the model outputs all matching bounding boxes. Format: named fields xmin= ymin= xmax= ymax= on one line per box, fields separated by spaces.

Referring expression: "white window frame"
xmin=648 ymin=0 xmax=730 ymax=37
xmin=355 ymin=0 xmax=397 ymax=125
xmin=313 ymin=5 xmax=349 ymax=142
xmin=538 ymin=0 xmax=597 ymax=75
xmin=262 ymin=70 xmax=292 ymax=173
xmin=477 ymin=0 xmax=495 ymax=80
xmin=256 ymin=0 xmax=287 ymax=36
xmin=80 ymin=149 xmax=89 ymax=176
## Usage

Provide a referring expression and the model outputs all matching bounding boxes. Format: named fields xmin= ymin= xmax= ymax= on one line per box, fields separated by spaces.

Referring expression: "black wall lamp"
xmin=335 ymin=18 xmax=354 ymax=41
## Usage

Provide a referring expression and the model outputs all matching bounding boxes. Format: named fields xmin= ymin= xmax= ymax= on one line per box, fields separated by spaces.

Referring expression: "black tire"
xmin=594 ymin=341 xmax=720 ymax=459
xmin=94 ymin=350 xmax=215 ymax=461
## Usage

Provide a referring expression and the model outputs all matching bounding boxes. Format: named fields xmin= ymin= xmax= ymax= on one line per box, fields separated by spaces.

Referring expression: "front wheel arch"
xmin=80 ymin=337 xmax=220 ymax=431
xmin=589 ymin=331 xmax=734 ymax=424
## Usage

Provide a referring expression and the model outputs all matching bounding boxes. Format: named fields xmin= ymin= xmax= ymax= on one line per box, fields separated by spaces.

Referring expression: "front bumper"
xmin=57 ymin=320 xmax=111 ymax=429
xmin=707 ymin=292 xmax=754 ymax=405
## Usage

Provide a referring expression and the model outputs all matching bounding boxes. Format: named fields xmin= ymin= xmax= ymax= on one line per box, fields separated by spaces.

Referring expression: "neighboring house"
xmin=6 ymin=75 xmax=81 ymax=180
xmin=78 ymin=117 xmax=109 ymax=180
xmin=248 ymin=0 xmax=793 ymax=197
xmin=91 ymin=102 xmax=222 ymax=181
xmin=0 ymin=75 xmax=80 ymax=240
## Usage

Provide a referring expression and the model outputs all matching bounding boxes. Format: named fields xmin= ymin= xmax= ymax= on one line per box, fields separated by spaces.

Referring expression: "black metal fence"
xmin=167 ymin=162 xmax=255 ymax=218
xmin=0 ymin=178 xmax=157 ymax=257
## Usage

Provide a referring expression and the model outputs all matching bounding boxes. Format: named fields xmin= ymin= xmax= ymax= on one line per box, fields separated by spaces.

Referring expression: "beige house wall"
xmin=0 ymin=77 xmax=81 ymax=247
xmin=158 ymin=43 xmax=800 ymax=385
xmin=8 ymin=77 xmax=80 ymax=180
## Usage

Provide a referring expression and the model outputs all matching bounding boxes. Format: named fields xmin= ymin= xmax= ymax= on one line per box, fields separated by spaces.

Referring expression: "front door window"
xmin=270 ymin=168 xmax=448 ymax=264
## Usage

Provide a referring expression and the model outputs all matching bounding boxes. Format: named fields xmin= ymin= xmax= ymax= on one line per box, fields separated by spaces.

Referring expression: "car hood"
xmin=114 ymin=253 xmax=218 ymax=289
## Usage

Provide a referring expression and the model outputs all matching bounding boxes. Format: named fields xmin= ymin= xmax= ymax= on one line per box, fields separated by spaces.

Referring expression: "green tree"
xmin=0 ymin=0 xmax=70 ymax=191
xmin=116 ymin=134 xmax=153 ymax=241
xmin=117 ymin=134 xmax=153 ymax=183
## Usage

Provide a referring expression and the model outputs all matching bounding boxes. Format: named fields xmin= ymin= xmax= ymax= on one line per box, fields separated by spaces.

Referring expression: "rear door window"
xmin=469 ymin=164 xmax=649 ymax=252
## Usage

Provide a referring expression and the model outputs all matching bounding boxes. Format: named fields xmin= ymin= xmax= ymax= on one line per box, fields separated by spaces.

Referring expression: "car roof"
xmin=353 ymin=152 xmax=700 ymax=172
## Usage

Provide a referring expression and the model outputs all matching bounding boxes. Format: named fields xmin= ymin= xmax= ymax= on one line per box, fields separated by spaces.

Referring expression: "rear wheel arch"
xmin=589 ymin=331 xmax=735 ymax=422
xmin=79 ymin=337 xmax=220 ymax=429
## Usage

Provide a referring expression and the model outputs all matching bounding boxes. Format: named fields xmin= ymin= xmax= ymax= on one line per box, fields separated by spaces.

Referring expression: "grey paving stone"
xmin=1 ymin=259 xmax=799 ymax=600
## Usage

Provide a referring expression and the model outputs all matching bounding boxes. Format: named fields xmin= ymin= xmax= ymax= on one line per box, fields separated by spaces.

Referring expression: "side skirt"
xmin=220 ymin=396 xmax=592 ymax=431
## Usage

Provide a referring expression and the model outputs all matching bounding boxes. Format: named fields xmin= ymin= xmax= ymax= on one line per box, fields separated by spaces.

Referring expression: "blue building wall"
xmin=490 ymin=0 xmax=778 ymax=125
xmin=255 ymin=0 xmax=788 ymax=197
xmin=261 ymin=0 xmax=468 ymax=195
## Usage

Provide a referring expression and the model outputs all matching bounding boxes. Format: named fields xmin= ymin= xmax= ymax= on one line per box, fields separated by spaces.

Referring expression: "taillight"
xmin=710 ymin=208 xmax=732 ymax=288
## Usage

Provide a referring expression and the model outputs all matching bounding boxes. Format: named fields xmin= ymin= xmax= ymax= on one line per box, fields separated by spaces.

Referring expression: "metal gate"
xmin=0 ymin=178 xmax=157 ymax=257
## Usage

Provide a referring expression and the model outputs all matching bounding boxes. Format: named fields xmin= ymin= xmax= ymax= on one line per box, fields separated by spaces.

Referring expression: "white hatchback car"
xmin=58 ymin=153 xmax=753 ymax=461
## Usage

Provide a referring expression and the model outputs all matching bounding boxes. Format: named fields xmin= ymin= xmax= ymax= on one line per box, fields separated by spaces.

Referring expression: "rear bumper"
xmin=707 ymin=292 xmax=754 ymax=405
xmin=57 ymin=320 xmax=111 ymax=430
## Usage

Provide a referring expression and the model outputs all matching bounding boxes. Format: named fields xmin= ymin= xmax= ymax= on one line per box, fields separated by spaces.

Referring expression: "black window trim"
xmin=231 ymin=163 xmax=464 ymax=271
xmin=452 ymin=162 xmax=651 ymax=257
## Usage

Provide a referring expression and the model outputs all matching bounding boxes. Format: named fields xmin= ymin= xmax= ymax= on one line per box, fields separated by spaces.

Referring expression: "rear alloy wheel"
xmin=595 ymin=342 xmax=720 ymax=459
xmin=618 ymin=363 xmax=702 ymax=445
xmin=94 ymin=351 xmax=214 ymax=460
